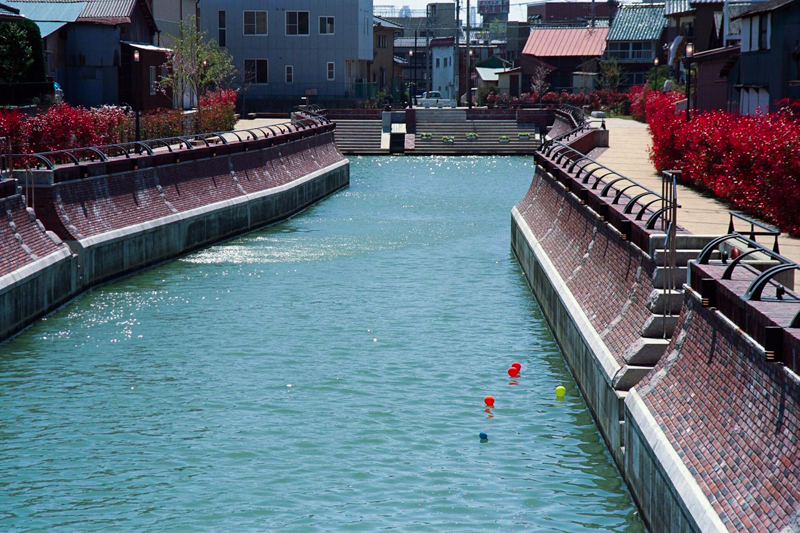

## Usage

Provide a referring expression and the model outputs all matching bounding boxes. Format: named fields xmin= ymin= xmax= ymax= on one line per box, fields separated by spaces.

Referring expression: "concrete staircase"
xmin=333 ymin=120 xmax=384 ymax=155
xmin=612 ymin=234 xmax=719 ymax=391
xmin=412 ymin=113 xmax=539 ymax=155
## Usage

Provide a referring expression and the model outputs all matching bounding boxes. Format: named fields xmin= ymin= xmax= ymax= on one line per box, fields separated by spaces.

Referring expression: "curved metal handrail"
xmin=745 ymin=264 xmax=800 ymax=301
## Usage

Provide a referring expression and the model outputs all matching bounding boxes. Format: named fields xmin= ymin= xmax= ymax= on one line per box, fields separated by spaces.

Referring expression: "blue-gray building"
xmin=199 ymin=0 xmax=374 ymax=107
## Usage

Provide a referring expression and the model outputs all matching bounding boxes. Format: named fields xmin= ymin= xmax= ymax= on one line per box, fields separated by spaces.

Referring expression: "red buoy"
xmin=484 ymin=395 xmax=495 ymax=407
xmin=508 ymin=366 xmax=519 ymax=377
xmin=511 ymin=361 xmax=522 ymax=371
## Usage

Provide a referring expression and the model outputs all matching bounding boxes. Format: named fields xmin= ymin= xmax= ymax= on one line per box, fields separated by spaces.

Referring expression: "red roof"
xmin=522 ymin=27 xmax=609 ymax=58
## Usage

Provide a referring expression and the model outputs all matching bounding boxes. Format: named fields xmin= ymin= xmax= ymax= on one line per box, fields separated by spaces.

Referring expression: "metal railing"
xmin=8 ymin=113 xmax=331 ymax=171
xmin=537 ymin=139 xmax=680 ymax=230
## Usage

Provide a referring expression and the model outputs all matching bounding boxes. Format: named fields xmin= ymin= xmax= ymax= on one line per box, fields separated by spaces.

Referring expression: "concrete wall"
xmin=511 ymin=206 xmax=626 ymax=467
xmin=0 ymin=248 xmax=77 ymax=341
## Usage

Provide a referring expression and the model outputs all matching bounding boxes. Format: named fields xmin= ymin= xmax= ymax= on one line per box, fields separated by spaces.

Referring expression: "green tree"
xmin=0 ymin=20 xmax=46 ymax=83
xmin=159 ymin=16 xmax=236 ymax=109
xmin=598 ymin=57 xmax=623 ymax=91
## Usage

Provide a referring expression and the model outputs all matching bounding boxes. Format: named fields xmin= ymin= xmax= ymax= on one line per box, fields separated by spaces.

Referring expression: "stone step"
xmin=646 ymin=289 xmax=684 ymax=314
xmin=622 ymin=337 xmax=671 ymax=366
xmin=612 ymin=364 xmax=654 ymax=391
xmin=652 ymin=248 xmax=717 ymax=266
xmin=651 ymin=265 xmax=688 ymax=289
xmin=641 ymin=314 xmax=680 ymax=339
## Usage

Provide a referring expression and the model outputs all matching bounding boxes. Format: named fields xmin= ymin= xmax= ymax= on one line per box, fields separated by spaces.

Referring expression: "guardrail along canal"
xmin=0 ymin=156 xmax=642 ymax=530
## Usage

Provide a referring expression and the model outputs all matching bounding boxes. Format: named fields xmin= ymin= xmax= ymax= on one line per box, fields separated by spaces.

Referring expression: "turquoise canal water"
xmin=0 ymin=156 xmax=643 ymax=531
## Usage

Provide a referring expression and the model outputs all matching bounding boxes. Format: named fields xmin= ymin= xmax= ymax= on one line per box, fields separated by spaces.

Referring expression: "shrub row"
xmin=485 ymin=89 xmax=631 ymax=114
xmin=641 ymin=88 xmax=800 ymax=236
xmin=0 ymin=89 xmax=237 ymax=154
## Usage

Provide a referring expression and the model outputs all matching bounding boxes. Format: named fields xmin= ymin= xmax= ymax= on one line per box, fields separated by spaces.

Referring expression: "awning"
xmin=121 ymin=41 xmax=172 ymax=53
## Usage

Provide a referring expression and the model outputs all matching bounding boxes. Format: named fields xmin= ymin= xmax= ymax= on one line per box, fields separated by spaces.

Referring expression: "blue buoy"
xmin=479 ymin=432 xmax=488 ymax=440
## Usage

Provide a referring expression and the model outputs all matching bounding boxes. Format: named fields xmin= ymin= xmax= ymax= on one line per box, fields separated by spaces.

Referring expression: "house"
xmin=395 ymin=35 xmax=432 ymax=94
xmin=521 ymin=25 xmax=610 ymax=91
xmin=430 ymin=36 xmax=456 ymax=99
xmin=527 ymin=1 xmax=613 ymax=25
xmin=371 ymin=16 xmax=403 ymax=94
xmin=473 ymin=55 xmax=512 ymax=91
xmin=732 ymin=0 xmax=800 ymax=113
xmin=199 ymin=0 xmax=374 ymax=106
xmin=8 ymin=0 xmax=170 ymax=109
xmin=691 ymin=44 xmax=739 ymax=111
xmin=605 ymin=3 xmax=667 ymax=87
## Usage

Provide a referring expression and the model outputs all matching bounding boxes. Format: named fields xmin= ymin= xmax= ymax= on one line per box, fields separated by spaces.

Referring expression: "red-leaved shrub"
xmin=198 ymin=88 xmax=237 ymax=133
xmin=645 ymin=92 xmax=800 ymax=236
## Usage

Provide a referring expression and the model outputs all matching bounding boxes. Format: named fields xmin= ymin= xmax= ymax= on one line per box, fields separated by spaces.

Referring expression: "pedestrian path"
xmin=593 ymin=117 xmax=800 ymax=264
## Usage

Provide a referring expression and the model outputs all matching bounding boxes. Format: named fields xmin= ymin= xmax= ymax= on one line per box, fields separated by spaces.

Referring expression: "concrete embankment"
xmin=513 ymin=124 xmax=800 ymax=531
xmin=1 ymin=123 xmax=348 ymax=343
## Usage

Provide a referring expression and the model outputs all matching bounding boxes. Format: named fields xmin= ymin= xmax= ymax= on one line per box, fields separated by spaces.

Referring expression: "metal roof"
xmin=373 ymin=15 xmax=402 ymax=29
xmin=394 ymin=36 xmax=433 ymax=48
xmin=6 ymin=0 xmax=86 ymax=35
xmin=665 ymin=0 xmax=693 ymax=15
xmin=607 ymin=3 xmax=666 ymax=42
xmin=8 ymin=0 xmax=154 ymax=29
xmin=734 ymin=0 xmax=797 ymax=19
xmin=522 ymin=26 xmax=610 ymax=57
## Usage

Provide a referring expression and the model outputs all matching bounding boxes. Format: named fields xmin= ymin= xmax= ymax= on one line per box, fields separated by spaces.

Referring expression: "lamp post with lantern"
xmin=133 ymin=49 xmax=141 ymax=143
xmin=684 ymin=42 xmax=694 ymax=121
xmin=653 ymin=57 xmax=660 ymax=91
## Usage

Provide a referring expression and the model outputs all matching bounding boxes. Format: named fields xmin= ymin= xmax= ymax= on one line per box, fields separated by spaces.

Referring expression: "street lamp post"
xmin=133 ymin=49 xmax=140 ymax=143
xmin=409 ymin=50 xmax=415 ymax=107
xmin=466 ymin=0 xmax=471 ymax=109
xmin=653 ymin=57 xmax=659 ymax=91
xmin=684 ymin=42 xmax=694 ymax=122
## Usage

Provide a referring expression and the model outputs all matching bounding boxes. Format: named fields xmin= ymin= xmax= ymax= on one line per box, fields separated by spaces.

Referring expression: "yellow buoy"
xmin=555 ymin=385 xmax=566 ymax=397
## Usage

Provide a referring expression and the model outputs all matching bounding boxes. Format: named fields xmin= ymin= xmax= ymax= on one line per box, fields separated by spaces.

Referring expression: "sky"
xmin=376 ymin=1 xmax=532 ymax=23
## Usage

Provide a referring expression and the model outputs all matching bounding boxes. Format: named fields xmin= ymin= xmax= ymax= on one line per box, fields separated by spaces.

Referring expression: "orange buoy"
xmin=484 ymin=395 xmax=495 ymax=407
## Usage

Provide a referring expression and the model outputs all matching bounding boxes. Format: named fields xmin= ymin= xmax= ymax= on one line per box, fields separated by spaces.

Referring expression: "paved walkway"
xmin=593 ymin=118 xmax=800 ymax=264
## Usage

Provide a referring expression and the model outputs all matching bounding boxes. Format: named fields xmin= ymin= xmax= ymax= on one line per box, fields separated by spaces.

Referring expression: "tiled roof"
xmin=607 ymin=3 xmax=666 ymax=42
xmin=522 ymin=26 xmax=609 ymax=57
xmin=665 ymin=0 xmax=693 ymax=16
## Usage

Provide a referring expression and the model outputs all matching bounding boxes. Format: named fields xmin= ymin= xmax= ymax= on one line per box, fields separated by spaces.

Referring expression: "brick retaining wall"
xmin=0 ymin=125 xmax=348 ymax=344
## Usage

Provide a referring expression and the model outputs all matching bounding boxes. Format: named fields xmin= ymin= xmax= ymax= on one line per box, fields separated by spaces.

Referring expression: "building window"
xmin=750 ymin=17 xmax=759 ymax=50
xmin=243 ymin=10 xmax=267 ymax=36
xmin=376 ymin=34 xmax=387 ymax=48
xmin=607 ymin=41 xmax=652 ymax=60
xmin=327 ymin=62 xmax=335 ymax=81
xmin=285 ymin=65 xmax=293 ymax=83
xmin=286 ymin=11 xmax=309 ymax=36
xmin=319 ymin=16 xmax=334 ymax=35
xmin=758 ymin=14 xmax=769 ymax=50
xmin=244 ymin=59 xmax=268 ymax=84
xmin=149 ymin=65 xmax=156 ymax=95
xmin=218 ymin=10 xmax=226 ymax=47
xmin=436 ymin=58 xmax=440 ymax=68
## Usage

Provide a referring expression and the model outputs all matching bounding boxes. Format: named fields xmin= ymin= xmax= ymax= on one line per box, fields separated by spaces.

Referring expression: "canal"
xmin=0 ymin=156 xmax=643 ymax=530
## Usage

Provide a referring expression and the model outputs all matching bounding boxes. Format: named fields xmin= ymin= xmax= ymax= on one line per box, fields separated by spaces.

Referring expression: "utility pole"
xmin=466 ymin=0 xmax=471 ymax=109
xmin=454 ymin=0 xmax=460 ymax=102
